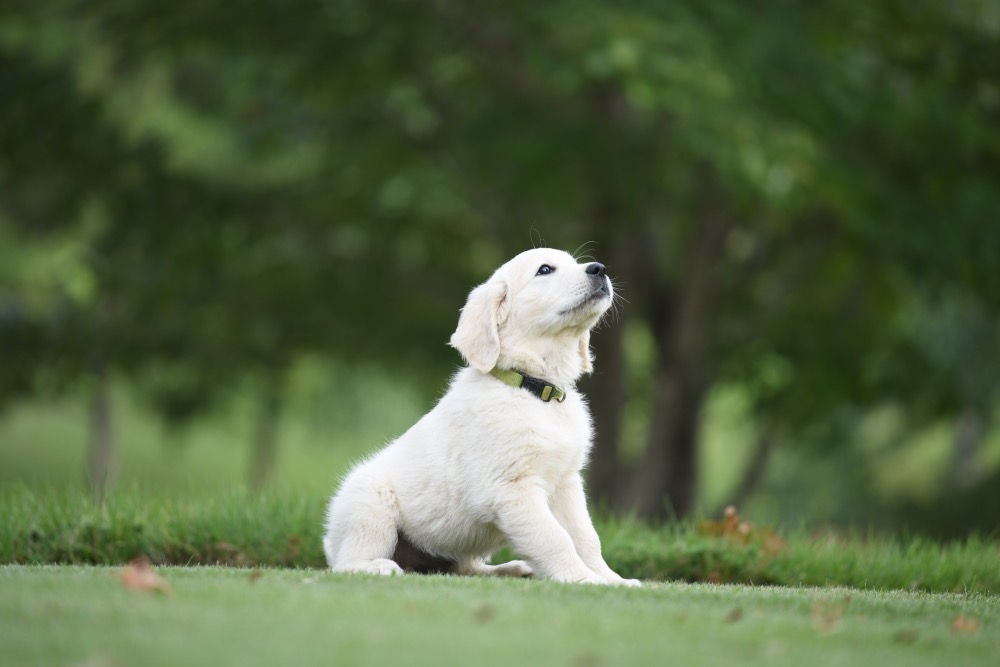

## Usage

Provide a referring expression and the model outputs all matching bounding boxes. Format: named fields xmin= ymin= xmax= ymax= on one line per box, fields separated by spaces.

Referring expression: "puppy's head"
xmin=449 ymin=248 xmax=614 ymax=381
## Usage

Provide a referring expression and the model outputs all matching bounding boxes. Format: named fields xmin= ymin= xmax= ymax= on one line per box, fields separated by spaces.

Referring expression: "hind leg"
xmin=323 ymin=467 xmax=404 ymax=576
xmin=456 ymin=558 xmax=534 ymax=578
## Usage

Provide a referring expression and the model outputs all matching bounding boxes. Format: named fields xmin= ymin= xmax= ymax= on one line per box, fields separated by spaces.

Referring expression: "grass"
xmin=3 ymin=487 xmax=999 ymax=594
xmin=1 ymin=565 xmax=997 ymax=667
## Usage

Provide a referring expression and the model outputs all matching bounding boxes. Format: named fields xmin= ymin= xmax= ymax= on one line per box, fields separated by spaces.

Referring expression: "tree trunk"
xmin=953 ymin=407 xmax=983 ymax=489
xmin=249 ymin=370 xmax=284 ymax=493
xmin=626 ymin=170 xmax=732 ymax=521
xmin=723 ymin=424 xmax=776 ymax=512
xmin=627 ymin=354 xmax=708 ymax=520
xmin=88 ymin=367 xmax=115 ymax=505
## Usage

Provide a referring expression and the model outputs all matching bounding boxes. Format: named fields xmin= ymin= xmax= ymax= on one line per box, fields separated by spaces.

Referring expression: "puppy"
xmin=323 ymin=248 xmax=639 ymax=586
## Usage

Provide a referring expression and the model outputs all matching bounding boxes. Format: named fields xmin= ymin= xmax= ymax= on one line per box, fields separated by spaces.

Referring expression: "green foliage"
xmin=1 ymin=0 xmax=999 ymax=523
xmin=3 ymin=0 xmax=994 ymax=401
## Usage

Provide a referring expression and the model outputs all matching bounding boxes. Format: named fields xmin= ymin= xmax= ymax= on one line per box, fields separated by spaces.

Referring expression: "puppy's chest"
xmin=500 ymin=400 xmax=592 ymax=478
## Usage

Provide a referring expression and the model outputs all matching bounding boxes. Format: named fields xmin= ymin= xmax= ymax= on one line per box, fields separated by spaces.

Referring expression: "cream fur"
xmin=322 ymin=248 xmax=638 ymax=586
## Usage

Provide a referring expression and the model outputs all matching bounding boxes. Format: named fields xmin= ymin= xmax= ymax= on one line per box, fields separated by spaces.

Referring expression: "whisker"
xmin=593 ymin=287 xmax=629 ymax=331
xmin=529 ymin=227 xmax=546 ymax=249
xmin=572 ymin=240 xmax=597 ymax=261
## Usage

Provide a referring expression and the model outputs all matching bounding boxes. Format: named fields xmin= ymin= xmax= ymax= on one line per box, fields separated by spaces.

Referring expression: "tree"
xmin=2 ymin=0 xmax=997 ymax=524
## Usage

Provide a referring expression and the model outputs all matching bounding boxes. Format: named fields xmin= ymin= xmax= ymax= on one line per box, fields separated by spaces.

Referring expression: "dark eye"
xmin=536 ymin=264 xmax=554 ymax=276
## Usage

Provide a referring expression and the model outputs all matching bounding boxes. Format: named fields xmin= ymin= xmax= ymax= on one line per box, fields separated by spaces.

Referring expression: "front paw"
xmin=604 ymin=573 xmax=642 ymax=587
xmin=551 ymin=569 xmax=608 ymax=585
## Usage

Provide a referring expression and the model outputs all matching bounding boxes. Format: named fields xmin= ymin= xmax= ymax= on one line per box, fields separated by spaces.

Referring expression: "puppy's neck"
xmin=497 ymin=333 xmax=583 ymax=389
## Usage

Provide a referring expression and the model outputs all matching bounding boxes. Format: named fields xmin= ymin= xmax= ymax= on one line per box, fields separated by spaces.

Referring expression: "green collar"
xmin=489 ymin=368 xmax=566 ymax=403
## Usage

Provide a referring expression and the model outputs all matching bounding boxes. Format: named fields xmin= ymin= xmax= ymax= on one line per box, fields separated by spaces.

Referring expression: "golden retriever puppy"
xmin=323 ymin=248 xmax=639 ymax=586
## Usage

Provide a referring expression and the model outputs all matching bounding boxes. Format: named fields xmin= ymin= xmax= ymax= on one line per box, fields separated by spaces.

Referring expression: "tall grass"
xmin=1 ymin=486 xmax=321 ymax=568
xmin=601 ymin=516 xmax=1000 ymax=593
xmin=2 ymin=487 xmax=997 ymax=594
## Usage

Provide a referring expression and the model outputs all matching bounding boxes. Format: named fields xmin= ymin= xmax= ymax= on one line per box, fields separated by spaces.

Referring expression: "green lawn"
xmin=1 ymin=565 xmax=997 ymax=667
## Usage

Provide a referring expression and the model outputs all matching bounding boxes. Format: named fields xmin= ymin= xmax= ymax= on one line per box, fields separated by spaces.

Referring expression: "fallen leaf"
xmin=725 ymin=607 xmax=744 ymax=623
xmin=811 ymin=596 xmax=850 ymax=634
xmin=120 ymin=556 xmax=170 ymax=594
xmin=697 ymin=506 xmax=787 ymax=554
xmin=572 ymin=652 xmax=601 ymax=667
xmin=761 ymin=531 xmax=788 ymax=555
xmin=69 ymin=657 xmax=116 ymax=667
xmin=474 ymin=604 xmax=496 ymax=624
xmin=952 ymin=615 xmax=980 ymax=635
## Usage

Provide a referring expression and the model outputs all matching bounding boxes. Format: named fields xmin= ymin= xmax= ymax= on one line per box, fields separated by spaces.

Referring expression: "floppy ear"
xmin=578 ymin=330 xmax=593 ymax=374
xmin=449 ymin=278 xmax=509 ymax=372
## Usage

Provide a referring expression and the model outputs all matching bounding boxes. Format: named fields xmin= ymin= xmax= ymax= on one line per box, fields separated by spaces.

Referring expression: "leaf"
xmin=810 ymin=596 xmax=850 ymax=634
xmin=474 ymin=604 xmax=496 ymax=624
xmin=952 ymin=615 xmax=980 ymax=635
xmin=120 ymin=556 xmax=171 ymax=594
xmin=697 ymin=506 xmax=787 ymax=555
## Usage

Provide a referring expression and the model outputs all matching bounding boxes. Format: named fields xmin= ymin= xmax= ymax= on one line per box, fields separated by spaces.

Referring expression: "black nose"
xmin=585 ymin=262 xmax=606 ymax=277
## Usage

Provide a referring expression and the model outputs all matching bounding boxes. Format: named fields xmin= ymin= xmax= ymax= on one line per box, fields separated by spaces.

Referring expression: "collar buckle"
xmin=520 ymin=374 xmax=562 ymax=402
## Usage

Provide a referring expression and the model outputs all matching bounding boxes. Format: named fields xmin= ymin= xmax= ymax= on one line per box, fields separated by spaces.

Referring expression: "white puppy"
xmin=323 ymin=248 xmax=639 ymax=586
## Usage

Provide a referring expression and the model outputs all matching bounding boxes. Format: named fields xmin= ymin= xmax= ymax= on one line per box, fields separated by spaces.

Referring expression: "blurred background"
xmin=1 ymin=0 xmax=998 ymax=538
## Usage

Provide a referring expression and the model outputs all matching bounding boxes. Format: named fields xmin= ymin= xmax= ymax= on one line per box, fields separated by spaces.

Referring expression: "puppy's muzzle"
xmin=586 ymin=262 xmax=610 ymax=296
